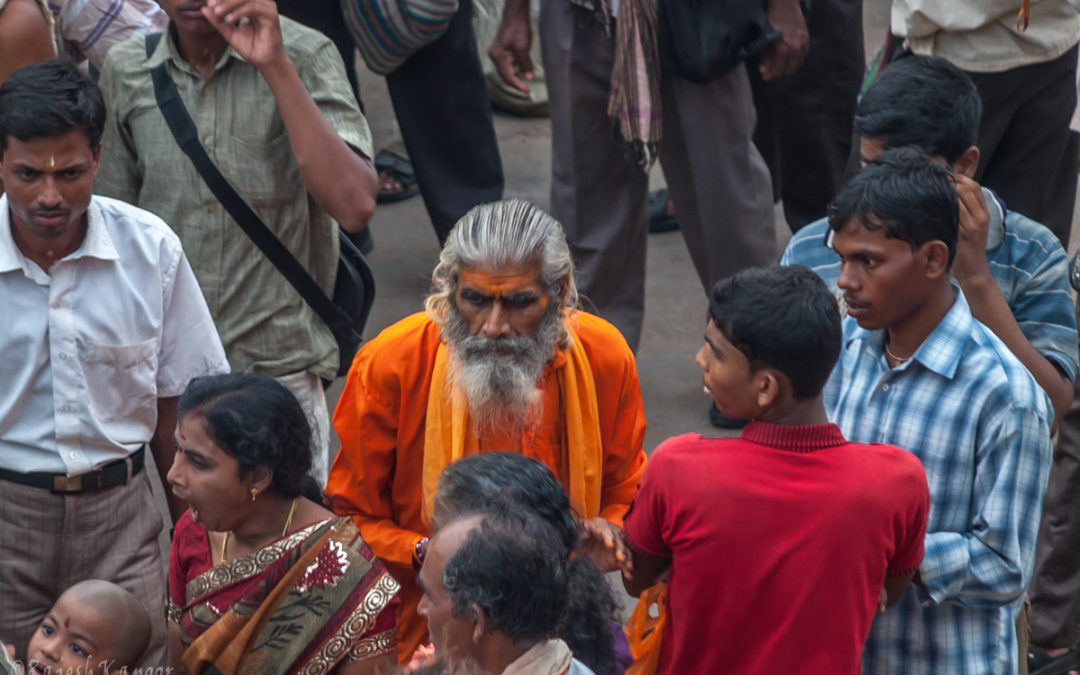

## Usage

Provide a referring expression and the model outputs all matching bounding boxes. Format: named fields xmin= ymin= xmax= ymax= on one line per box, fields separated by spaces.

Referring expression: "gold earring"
xmin=251 ymin=488 xmax=258 ymax=502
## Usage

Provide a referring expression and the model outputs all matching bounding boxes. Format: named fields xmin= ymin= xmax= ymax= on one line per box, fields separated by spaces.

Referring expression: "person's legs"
xmin=386 ymin=0 xmax=505 ymax=244
xmin=1030 ymin=367 xmax=1080 ymax=652
xmin=0 ymin=482 xmax=63 ymax=662
xmin=660 ymin=65 xmax=777 ymax=296
xmin=276 ymin=370 xmax=331 ymax=486
xmin=542 ymin=0 xmax=648 ymax=350
xmin=748 ymin=0 xmax=863 ymax=231
xmin=59 ymin=472 xmax=168 ymax=667
xmin=968 ymin=45 xmax=1078 ymax=247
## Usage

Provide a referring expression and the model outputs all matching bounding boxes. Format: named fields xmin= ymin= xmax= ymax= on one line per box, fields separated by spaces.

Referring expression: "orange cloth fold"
xmin=422 ymin=329 xmax=604 ymax=523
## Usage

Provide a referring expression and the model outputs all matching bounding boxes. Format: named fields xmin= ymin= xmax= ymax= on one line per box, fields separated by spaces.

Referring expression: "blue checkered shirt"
xmin=781 ymin=205 xmax=1078 ymax=382
xmin=824 ymin=291 xmax=1053 ymax=673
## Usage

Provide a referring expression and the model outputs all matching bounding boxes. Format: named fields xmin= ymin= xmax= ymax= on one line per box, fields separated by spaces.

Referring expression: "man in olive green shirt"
xmin=96 ymin=0 xmax=378 ymax=483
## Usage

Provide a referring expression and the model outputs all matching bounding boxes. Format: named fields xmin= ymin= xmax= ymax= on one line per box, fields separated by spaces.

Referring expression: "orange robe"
xmin=325 ymin=311 xmax=648 ymax=662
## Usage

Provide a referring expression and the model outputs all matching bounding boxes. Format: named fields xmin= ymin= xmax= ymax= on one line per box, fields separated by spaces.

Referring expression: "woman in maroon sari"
xmin=167 ymin=373 xmax=398 ymax=675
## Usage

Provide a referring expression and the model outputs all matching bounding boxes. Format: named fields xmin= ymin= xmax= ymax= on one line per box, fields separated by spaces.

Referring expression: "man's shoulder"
xmin=279 ymin=14 xmax=337 ymax=61
xmin=100 ymin=31 xmax=150 ymax=74
xmin=570 ymin=310 xmax=635 ymax=365
xmin=353 ymin=312 xmax=443 ymax=382
xmin=91 ymin=195 xmax=181 ymax=248
xmin=780 ymin=219 xmax=840 ymax=277
xmin=997 ymin=210 xmax=1068 ymax=264
xmin=967 ymin=320 xmax=1051 ymax=411
xmin=845 ymin=441 xmax=927 ymax=485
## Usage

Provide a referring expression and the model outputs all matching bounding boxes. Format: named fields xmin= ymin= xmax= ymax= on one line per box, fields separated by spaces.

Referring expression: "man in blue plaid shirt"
xmin=824 ymin=147 xmax=1054 ymax=673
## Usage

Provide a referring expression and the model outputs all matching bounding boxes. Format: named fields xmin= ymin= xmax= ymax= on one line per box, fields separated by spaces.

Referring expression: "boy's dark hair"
xmin=0 ymin=60 xmax=106 ymax=156
xmin=443 ymin=505 xmax=567 ymax=646
xmin=709 ymin=265 xmax=841 ymax=400
xmin=435 ymin=453 xmax=620 ymax=674
xmin=178 ymin=373 xmax=318 ymax=501
xmin=855 ymin=55 xmax=981 ymax=164
xmin=827 ymin=147 xmax=959 ymax=267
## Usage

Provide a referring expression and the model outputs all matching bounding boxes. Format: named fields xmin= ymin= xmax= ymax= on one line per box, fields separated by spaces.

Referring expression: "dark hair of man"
xmin=828 ymin=147 xmax=959 ymax=267
xmin=854 ymin=54 xmax=981 ymax=164
xmin=178 ymin=373 xmax=316 ymax=500
xmin=708 ymin=265 xmax=841 ymax=400
xmin=435 ymin=453 xmax=619 ymax=673
xmin=0 ymin=59 xmax=106 ymax=157
xmin=443 ymin=505 xmax=568 ymax=646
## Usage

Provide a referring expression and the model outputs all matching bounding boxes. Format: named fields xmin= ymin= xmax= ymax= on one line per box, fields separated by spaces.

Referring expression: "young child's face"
xmin=26 ymin=592 xmax=120 ymax=675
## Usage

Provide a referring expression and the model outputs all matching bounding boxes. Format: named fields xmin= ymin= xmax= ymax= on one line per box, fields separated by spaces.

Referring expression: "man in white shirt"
xmin=0 ymin=60 xmax=228 ymax=665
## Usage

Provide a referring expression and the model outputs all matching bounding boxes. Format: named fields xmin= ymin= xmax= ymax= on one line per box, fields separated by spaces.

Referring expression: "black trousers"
xmin=386 ymin=0 xmax=505 ymax=244
xmin=968 ymin=44 xmax=1079 ymax=247
xmin=275 ymin=0 xmax=361 ymax=105
xmin=748 ymin=0 xmax=864 ymax=232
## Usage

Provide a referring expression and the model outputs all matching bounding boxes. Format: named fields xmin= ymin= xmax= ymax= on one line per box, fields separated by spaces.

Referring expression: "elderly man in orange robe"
xmin=326 ymin=198 xmax=647 ymax=662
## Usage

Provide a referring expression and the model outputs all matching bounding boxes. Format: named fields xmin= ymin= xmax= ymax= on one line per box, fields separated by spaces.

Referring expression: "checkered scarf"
xmin=570 ymin=0 xmax=661 ymax=170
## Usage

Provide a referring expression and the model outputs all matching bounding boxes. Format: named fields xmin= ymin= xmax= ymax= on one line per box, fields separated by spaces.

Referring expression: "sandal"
xmin=375 ymin=150 xmax=420 ymax=204
xmin=648 ymin=188 xmax=678 ymax=233
xmin=1029 ymin=646 xmax=1080 ymax=675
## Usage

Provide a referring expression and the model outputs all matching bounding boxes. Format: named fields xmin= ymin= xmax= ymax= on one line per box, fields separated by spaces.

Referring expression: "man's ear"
xmin=953 ymin=146 xmax=980 ymax=178
xmin=471 ymin=603 xmax=488 ymax=642
xmin=557 ymin=277 xmax=570 ymax=305
xmin=920 ymin=240 xmax=951 ymax=278
xmin=754 ymin=371 xmax=781 ymax=410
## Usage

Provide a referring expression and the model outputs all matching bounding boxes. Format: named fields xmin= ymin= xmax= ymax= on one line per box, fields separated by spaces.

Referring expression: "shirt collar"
xmin=0 ymin=196 xmax=119 ymax=274
xmin=147 ymin=23 xmax=242 ymax=75
xmin=740 ymin=420 xmax=848 ymax=452
xmin=846 ymin=285 xmax=972 ymax=380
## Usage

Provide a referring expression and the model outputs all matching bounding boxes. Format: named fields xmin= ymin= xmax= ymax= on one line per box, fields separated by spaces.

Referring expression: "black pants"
xmin=386 ymin=0 xmax=505 ymax=244
xmin=968 ymin=44 xmax=1079 ymax=247
xmin=275 ymin=0 xmax=361 ymax=105
xmin=748 ymin=0 xmax=864 ymax=232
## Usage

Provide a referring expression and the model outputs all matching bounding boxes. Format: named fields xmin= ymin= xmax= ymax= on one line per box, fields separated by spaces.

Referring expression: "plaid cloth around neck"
xmin=823 ymin=289 xmax=1053 ymax=673
xmin=569 ymin=0 xmax=661 ymax=169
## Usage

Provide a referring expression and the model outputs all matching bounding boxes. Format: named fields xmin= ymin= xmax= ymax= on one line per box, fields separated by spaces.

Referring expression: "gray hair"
xmin=425 ymin=200 xmax=579 ymax=344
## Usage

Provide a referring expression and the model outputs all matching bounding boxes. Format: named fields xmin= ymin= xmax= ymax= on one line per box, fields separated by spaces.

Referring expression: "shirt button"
xmin=880 ymin=383 xmax=890 ymax=392
xmin=207 ymin=204 xmax=216 ymax=213
xmin=58 ymin=352 xmax=69 ymax=361
xmin=69 ymin=452 xmax=78 ymax=459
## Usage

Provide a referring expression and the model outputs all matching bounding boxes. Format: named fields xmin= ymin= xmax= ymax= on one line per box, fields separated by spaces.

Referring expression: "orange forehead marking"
xmin=458 ymin=269 xmax=539 ymax=296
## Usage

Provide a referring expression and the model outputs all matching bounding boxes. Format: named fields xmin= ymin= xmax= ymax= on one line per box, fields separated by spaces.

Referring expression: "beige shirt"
xmin=96 ymin=19 xmax=373 ymax=379
xmin=892 ymin=0 xmax=1080 ymax=72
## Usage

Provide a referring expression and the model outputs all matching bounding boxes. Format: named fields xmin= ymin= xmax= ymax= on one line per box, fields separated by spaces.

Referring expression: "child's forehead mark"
xmin=64 ymin=617 xmax=70 ymax=629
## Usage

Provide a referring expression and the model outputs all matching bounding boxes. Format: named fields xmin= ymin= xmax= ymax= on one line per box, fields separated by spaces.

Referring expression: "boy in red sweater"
xmin=620 ymin=265 xmax=930 ymax=674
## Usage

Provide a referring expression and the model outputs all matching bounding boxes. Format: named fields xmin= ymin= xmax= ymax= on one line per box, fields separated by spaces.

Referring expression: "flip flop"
xmin=375 ymin=150 xmax=420 ymax=204
xmin=648 ymin=188 xmax=678 ymax=233
xmin=1029 ymin=647 xmax=1080 ymax=675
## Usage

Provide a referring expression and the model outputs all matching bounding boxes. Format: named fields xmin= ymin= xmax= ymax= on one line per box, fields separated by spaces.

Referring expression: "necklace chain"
xmin=884 ymin=341 xmax=911 ymax=365
xmin=220 ymin=497 xmax=298 ymax=563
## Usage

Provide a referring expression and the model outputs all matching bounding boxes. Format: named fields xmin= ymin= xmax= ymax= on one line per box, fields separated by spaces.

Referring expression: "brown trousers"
xmin=0 ymin=471 xmax=167 ymax=666
xmin=541 ymin=0 xmax=776 ymax=351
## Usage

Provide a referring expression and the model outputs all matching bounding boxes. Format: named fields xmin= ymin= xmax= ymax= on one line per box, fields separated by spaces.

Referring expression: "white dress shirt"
xmin=0 ymin=194 xmax=228 ymax=475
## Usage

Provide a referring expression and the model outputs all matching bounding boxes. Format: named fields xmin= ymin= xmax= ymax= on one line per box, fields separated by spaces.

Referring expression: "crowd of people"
xmin=0 ymin=0 xmax=1080 ymax=674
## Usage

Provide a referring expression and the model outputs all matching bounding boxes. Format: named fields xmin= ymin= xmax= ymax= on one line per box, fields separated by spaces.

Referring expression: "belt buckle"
xmin=53 ymin=474 xmax=83 ymax=492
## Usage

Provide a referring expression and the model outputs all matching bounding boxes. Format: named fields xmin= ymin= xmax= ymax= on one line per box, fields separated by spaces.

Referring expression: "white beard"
xmin=443 ymin=301 xmax=562 ymax=434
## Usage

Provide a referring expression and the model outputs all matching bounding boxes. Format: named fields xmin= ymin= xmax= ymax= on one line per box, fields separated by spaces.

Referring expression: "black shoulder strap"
xmin=144 ymin=32 xmax=347 ymax=334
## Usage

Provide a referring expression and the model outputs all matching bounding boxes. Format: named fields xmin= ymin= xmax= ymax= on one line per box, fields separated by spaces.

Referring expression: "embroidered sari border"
xmin=186 ymin=520 xmax=329 ymax=601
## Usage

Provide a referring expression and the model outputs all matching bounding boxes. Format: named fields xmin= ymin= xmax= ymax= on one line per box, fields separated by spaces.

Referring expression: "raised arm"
xmin=201 ymin=0 xmax=377 ymax=233
xmin=951 ymin=175 xmax=1075 ymax=430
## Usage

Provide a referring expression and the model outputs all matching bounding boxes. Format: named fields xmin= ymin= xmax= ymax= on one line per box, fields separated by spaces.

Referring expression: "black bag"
xmin=657 ymin=0 xmax=781 ymax=82
xmin=145 ymin=33 xmax=375 ymax=379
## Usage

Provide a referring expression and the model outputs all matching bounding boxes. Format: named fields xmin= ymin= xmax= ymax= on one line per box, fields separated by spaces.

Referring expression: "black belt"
xmin=0 ymin=446 xmax=146 ymax=494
